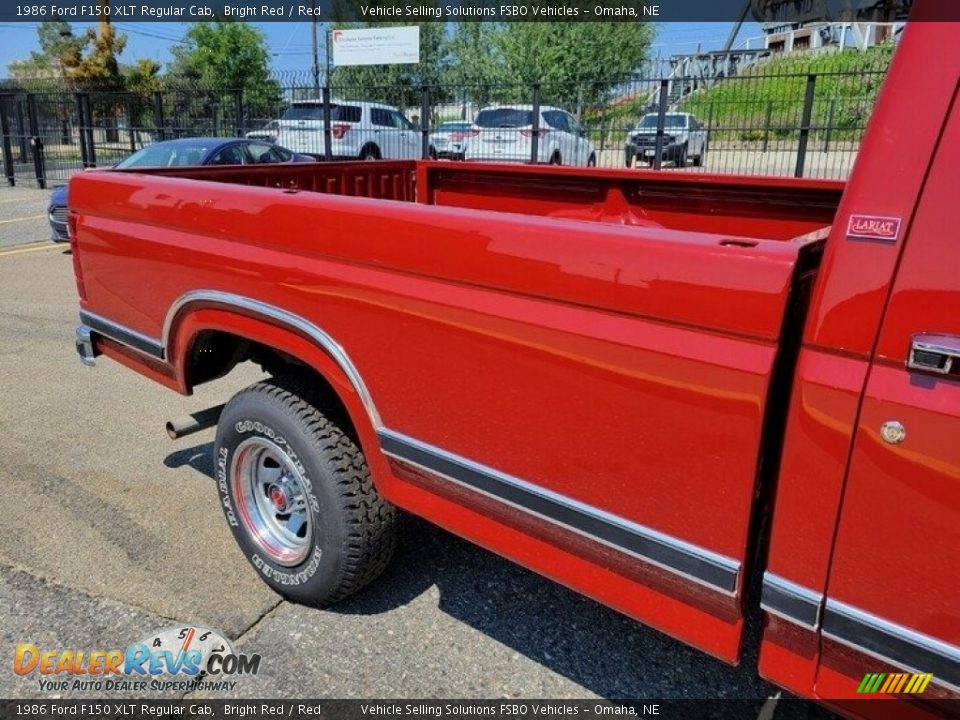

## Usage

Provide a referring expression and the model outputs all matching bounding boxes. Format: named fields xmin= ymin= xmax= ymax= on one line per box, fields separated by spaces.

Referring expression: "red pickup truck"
xmin=68 ymin=12 xmax=956 ymax=717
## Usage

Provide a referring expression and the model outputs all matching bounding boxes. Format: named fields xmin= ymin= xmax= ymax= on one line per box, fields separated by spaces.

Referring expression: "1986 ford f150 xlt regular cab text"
xmin=67 ymin=9 xmax=956 ymax=717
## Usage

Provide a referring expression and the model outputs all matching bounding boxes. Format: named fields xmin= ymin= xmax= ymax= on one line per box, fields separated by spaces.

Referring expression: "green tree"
xmin=7 ymin=18 xmax=132 ymax=86
xmin=73 ymin=20 xmax=126 ymax=84
xmin=444 ymin=22 xmax=502 ymax=105
xmin=490 ymin=22 xmax=655 ymax=111
xmin=168 ymin=22 xmax=282 ymax=120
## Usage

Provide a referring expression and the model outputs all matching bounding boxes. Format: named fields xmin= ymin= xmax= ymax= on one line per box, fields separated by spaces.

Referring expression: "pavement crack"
xmin=178 ymin=599 xmax=283 ymax=701
xmin=232 ymin=597 xmax=285 ymax=645
xmin=0 ymin=560 xmax=181 ymax=627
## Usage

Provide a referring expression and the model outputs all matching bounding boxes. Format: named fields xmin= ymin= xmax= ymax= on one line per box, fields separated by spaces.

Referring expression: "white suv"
xmin=250 ymin=100 xmax=422 ymax=160
xmin=462 ymin=105 xmax=597 ymax=166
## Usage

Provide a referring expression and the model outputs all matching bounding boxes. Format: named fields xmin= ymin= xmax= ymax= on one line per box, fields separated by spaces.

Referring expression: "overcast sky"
xmin=0 ymin=21 xmax=765 ymax=77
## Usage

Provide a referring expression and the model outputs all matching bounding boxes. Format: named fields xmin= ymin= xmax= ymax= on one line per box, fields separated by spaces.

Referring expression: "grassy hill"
xmin=678 ymin=45 xmax=896 ymax=142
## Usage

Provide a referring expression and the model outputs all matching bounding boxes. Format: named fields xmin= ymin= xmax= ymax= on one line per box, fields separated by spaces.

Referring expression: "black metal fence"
xmin=0 ymin=49 xmax=893 ymax=189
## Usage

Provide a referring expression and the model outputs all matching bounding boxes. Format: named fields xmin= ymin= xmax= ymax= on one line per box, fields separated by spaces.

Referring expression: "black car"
xmin=48 ymin=137 xmax=313 ymax=241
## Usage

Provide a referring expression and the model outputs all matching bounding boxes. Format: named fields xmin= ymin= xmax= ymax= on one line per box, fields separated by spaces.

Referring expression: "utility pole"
xmin=325 ymin=23 xmax=333 ymax=86
xmin=311 ymin=3 xmax=320 ymax=99
xmin=99 ymin=0 xmax=109 ymax=36
xmin=722 ymin=0 xmax=752 ymax=53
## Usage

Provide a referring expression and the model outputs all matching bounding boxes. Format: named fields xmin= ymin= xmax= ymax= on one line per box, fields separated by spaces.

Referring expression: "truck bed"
xmin=82 ymin=160 xmax=841 ymax=348
xmin=139 ymin=159 xmax=842 ymax=241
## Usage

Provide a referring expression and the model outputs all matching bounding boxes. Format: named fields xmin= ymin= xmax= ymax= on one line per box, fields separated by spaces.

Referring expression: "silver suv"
xmin=463 ymin=105 xmax=597 ymax=166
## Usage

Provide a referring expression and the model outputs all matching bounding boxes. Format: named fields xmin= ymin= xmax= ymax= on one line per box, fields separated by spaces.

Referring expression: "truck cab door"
xmin=815 ymin=99 xmax=960 ymax=700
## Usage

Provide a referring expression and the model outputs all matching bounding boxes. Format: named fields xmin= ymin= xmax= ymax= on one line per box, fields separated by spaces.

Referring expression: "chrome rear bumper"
xmin=75 ymin=325 xmax=97 ymax=367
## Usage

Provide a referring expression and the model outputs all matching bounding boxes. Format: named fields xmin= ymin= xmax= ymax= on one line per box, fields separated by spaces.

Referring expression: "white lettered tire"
xmin=215 ymin=376 xmax=396 ymax=605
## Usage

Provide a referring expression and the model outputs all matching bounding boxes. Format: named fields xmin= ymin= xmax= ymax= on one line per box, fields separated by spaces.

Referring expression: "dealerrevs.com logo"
xmin=14 ymin=626 xmax=261 ymax=693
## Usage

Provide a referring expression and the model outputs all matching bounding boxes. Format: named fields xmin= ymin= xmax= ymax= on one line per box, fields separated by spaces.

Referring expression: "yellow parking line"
xmin=0 ymin=242 xmax=63 ymax=257
xmin=0 ymin=214 xmax=46 ymax=225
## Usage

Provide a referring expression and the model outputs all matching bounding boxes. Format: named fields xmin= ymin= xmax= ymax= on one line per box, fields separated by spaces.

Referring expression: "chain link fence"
xmin=0 ymin=48 xmax=893 ymax=189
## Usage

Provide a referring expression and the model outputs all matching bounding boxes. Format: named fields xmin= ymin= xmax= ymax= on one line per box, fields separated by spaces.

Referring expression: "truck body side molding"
xmin=380 ymin=428 xmax=741 ymax=595
xmin=761 ymin=574 xmax=960 ymax=693
xmin=760 ymin=572 xmax=823 ymax=629
xmin=822 ymin=599 xmax=960 ymax=692
xmin=79 ymin=310 xmax=165 ymax=360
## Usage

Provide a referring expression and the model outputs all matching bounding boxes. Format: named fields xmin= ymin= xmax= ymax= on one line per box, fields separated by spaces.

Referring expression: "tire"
xmin=587 ymin=153 xmax=597 ymax=167
xmin=693 ymin=145 xmax=706 ymax=167
xmin=549 ymin=152 xmax=562 ymax=165
xmin=625 ymin=153 xmax=633 ymax=168
xmin=676 ymin=143 xmax=688 ymax=167
xmin=215 ymin=376 xmax=396 ymax=605
xmin=359 ymin=144 xmax=380 ymax=161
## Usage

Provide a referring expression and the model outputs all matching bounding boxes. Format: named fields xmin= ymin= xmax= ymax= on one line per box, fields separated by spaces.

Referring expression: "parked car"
xmin=245 ymin=120 xmax=279 ymax=143
xmin=47 ymin=137 xmax=311 ymax=242
xmin=264 ymin=99 xmax=421 ymax=161
xmin=463 ymin=105 xmax=597 ymax=166
xmin=625 ymin=112 xmax=708 ymax=168
xmin=428 ymin=121 xmax=473 ymax=160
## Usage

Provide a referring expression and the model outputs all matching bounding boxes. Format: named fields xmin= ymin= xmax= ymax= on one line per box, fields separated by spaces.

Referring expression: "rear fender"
xmin=167 ymin=304 xmax=395 ymax=495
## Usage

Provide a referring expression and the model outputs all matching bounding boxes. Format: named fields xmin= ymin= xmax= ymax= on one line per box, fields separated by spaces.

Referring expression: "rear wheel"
xmin=625 ymin=152 xmax=633 ymax=168
xmin=693 ymin=144 xmax=706 ymax=167
xmin=587 ymin=153 xmax=597 ymax=167
xmin=549 ymin=152 xmax=562 ymax=165
xmin=676 ymin=143 xmax=688 ymax=167
xmin=215 ymin=376 xmax=396 ymax=605
xmin=360 ymin=144 xmax=381 ymax=161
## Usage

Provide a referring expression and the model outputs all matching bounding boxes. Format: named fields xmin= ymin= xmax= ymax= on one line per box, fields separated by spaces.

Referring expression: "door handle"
xmin=907 ymin=333 xmax=960 ymax=375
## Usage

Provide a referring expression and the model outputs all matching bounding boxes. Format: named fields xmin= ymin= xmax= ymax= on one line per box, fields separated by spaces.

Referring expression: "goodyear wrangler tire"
xmin=215 ymin=376 xmax=396 ymax=605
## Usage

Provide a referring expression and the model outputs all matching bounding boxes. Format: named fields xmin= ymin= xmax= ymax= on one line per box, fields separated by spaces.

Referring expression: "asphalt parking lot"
xmin=0 ymin=186 xmax=52 ymax=248
xmin=0 ymin=189 xmax=835 ymax=716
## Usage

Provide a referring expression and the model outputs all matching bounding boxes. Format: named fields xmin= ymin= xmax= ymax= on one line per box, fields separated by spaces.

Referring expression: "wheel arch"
xmin=359 ymin=141 xmax=381 ymax=159
xmin=165 ymin=292 xmax=390 ymax=484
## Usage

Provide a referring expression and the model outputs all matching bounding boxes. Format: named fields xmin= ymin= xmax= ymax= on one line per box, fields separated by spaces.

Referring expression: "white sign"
xmin=330 ymin=26 xmax=420 ymax=67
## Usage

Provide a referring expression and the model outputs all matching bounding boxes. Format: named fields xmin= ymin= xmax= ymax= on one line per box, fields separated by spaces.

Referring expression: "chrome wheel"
xmin=232 ymin=437 xmax=313 ymax=566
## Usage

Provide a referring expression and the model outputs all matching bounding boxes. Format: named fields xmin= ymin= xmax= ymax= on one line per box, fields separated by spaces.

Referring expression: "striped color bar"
xmin=857 ymin=672 xmax=933 ymax=694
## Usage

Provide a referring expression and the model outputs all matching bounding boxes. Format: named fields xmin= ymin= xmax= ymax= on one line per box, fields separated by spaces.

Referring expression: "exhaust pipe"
xmin=166 ymin=404 xmax=225 ymax=440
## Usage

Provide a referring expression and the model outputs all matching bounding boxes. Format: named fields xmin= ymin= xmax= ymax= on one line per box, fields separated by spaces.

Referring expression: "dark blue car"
xmin=49 ymin=137 xmax=313 ymax=241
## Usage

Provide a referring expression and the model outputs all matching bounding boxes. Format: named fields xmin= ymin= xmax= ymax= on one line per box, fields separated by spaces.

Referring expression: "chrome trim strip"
xmin=379 ymin=427 xmax=741 ymax=596
xmin=79 ymin=310 xmax=164 ymax=360
xmin=760 ymin=572 xmax=823 ymax=630
xmin=162 ymin=290 xmax=383 ymax=428
xmin=823 ymin=598 xmax=960 ymax=692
